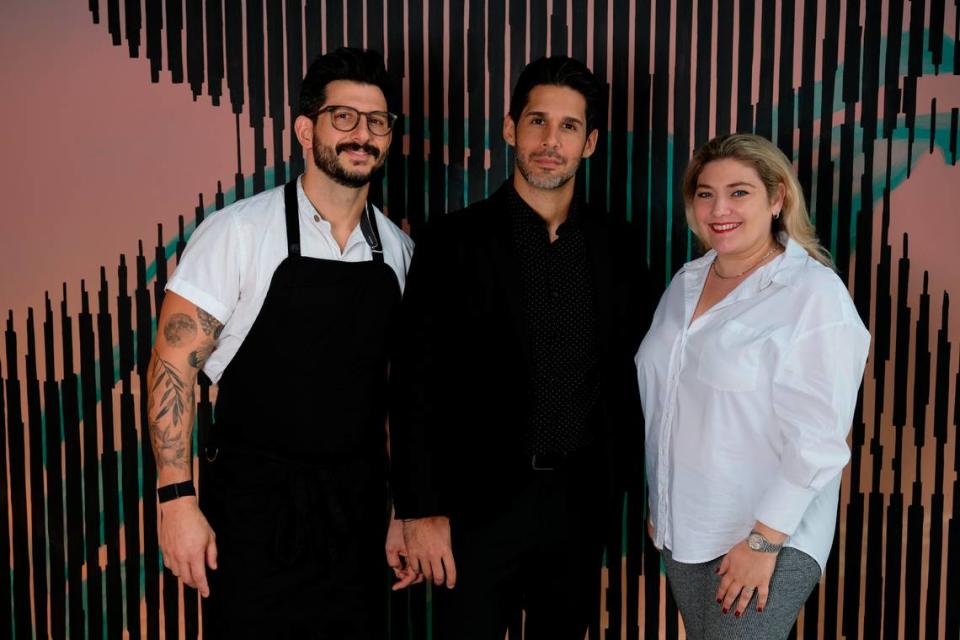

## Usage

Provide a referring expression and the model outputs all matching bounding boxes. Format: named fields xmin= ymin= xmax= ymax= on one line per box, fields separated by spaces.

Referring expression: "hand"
xmin=402 ymin=516 xmax=457 ymax=588
xmin=716 ymin=541 xmax=777 ymax=616
xmin=159 ymin=497 xmax=218 ymax=597
xmin=385 ymin=515 xmax=422 ymax=590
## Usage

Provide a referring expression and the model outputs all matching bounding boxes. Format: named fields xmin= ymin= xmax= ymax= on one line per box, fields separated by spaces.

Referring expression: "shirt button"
xmin=314 ymin=214 xmax=320 ymax=222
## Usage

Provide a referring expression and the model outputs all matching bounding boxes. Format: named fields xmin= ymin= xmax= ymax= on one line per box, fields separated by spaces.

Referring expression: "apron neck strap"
xmin=283 ymin=180 xmax=301 ymax=257
xmin=285 ymin=178 xmax=385 ymax=264
xmin=359 ymin=203 xmax=385 ymax=264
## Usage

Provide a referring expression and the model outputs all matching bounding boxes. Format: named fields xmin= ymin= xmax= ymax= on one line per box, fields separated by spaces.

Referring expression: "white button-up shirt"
xmin=635 ymin=237 xmax=870 ymax=572
xmin=166 ymin=177 xmax=415 ymax=383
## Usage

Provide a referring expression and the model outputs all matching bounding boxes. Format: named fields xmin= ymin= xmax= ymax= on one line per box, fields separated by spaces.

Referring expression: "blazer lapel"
xmin=485 ymin=186 xmax=534 ymax=373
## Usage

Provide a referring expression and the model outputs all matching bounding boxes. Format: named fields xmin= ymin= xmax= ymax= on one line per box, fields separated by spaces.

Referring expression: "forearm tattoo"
xmin=148 ymin=349 xmax=194 ymax=470
xmin=197 ymin=307 xmax=224 ymax=339
xmin=163 ymin=313 xmax=197 ymax=347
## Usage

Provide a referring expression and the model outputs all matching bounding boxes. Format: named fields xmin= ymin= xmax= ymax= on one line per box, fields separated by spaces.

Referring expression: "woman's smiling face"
xmin=691 ymin=158 xmax=784 ymax=258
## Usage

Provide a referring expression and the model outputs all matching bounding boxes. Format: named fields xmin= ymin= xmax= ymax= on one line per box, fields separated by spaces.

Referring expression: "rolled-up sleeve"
xmin=166 ymin=211 xmax=244 ymax=324
xmin=754 ymin=321 xmax=870 ymax=535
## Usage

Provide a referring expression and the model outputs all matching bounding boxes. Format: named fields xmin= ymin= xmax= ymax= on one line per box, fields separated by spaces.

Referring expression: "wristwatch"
xmin=746 ymin=531 xmax=784 ymax=553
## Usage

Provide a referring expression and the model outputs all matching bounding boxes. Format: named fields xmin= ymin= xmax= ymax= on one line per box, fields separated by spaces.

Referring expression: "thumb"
xmin=207 ymin=537 xmax=218 ymax=570
xmin=386 ymin=548 xmax=401 ymax=567
xmin=716 ymin=555 xmax=729 ymax=576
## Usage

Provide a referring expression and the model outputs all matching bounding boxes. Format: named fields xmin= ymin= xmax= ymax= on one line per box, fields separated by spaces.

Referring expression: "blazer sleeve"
xmin=389 ymin=219 xmax=452 ymax=519
xmin=610 ymin=222 xmax=657 ymax=497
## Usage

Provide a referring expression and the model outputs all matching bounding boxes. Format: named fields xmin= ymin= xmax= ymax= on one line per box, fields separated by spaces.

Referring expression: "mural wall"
xmin=0 ymin=0 xmax=958 ymax=638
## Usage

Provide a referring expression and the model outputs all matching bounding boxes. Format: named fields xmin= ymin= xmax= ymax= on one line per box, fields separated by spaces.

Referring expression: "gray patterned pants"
xmin=662 ymin=546 xmax=821 ymax=640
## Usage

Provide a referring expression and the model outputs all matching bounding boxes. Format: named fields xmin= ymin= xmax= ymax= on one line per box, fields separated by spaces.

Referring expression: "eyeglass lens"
xmin=329 ymin=107 xmax=393 ymax=135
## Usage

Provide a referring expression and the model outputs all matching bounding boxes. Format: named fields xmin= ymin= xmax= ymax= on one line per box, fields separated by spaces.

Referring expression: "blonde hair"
xmin=681 ymin=133 xmax=834 ymax=269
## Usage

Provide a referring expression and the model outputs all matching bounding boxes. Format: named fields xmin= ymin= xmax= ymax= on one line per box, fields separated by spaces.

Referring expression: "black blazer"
xmin=390 ymin=183 xmax=656 ymax=522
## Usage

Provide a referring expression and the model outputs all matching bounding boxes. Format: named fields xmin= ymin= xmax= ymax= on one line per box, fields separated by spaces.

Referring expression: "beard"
xmin=312 ymin=140 xmax=385 ymax=188
xmin=514 ymin=148 xmax=580 ymax=190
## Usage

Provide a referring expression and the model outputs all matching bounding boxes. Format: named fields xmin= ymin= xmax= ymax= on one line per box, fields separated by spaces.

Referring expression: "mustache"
xmin=530 ymin=148 xmax=562 ymax=160
xmin=336 ymin=141 xmax=381 ymax=159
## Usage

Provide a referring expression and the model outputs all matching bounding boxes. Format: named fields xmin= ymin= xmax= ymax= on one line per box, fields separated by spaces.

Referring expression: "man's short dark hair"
xmin=298 ymin=47 xmax=393 ymax=120
xmin=508 ymin=56 xmax=604 ymax=132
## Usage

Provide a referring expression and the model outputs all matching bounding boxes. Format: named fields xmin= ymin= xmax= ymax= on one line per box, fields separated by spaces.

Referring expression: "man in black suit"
xmin=388 ymin=56 xmax=652 ymax=639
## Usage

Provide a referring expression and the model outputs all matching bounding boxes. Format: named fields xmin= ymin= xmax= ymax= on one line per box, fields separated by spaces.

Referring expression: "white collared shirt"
xmin=166 ymin=177 xmax=415 ymax=383
xmin=635 ymin=237 xmax=870 ymax=572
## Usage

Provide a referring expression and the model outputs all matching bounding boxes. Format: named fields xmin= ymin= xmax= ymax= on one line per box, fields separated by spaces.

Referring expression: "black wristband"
xmin=157 ymin=480 xmax=196 ymax=503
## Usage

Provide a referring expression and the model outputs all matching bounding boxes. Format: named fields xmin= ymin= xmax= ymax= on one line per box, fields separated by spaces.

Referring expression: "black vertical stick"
xmin=98 ymin=268 xmax=124 ymax=639
xmin=446 ymin=0 xmax=465 ymax=212
xmin=165 ymin=0 xmax=184 ymax=83
xmin=117 ymin=254 xmax=142 ymax=640
xmin=145 ymin=0 xmax=162 ymax=81
xmin=0 ymin=335 xmax=8 ymax=637
xmin=734 ymin=0 xmax=755 ymax=132
xmin=137 ymin=242 xmax=161 ymax=640
xmin=631 ymin=2 xmax=651 ymax=258
xmin=754 ymin=0 xmax=776 ymax=140
xmin=775 ymin=0 xmax=795 ymax=156
xmin=61 ymin=285 xmax=86 ymax=640
xmin=25 ymin=309 xmax=49 ymax=639
xmin=286 ymin=0 xmax=305 ymax=180
xmin=427 ymin=0 xmax=445 ymax=218
xmin=246 ymin=0 xmax=267 ymax=194
xmin=5 ymin=311 xmax=30 ymax=636
xmin=670 ymin=0 xmax=692 ymax=269
xmin=407 ymin=0 xmax=426 ymax=226
xmin=925 ymin=294 xmax=949 ymax=640
xmin=267 ymin=0 xmax=287 ymax=186
xmin=648 ymin=0 xmax=671 ymax=286
xmin=588 ymin=0 xmax=608 ymax=213
xmin=206 ymin=0 xmax=225 ymax=105
xmin=43 ymin=294 xmax=67 ymax=640
xmin=186 ymin=0 xmax=206 ymax=99
xmin=466 ymin=0 xmax=485 ymax=205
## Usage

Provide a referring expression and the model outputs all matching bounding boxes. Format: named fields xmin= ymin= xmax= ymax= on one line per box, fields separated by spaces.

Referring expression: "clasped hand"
xmin=385 ymin=515 xmax=456 ymax=590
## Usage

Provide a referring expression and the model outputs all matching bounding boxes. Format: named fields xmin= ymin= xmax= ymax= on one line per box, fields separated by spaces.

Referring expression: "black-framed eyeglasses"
xmin=316 ymin=105 xmax=398 ymax=136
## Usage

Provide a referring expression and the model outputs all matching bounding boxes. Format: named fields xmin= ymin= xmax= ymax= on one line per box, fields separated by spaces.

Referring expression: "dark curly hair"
xmin=298 ymin=47 xmax=394 ymax=120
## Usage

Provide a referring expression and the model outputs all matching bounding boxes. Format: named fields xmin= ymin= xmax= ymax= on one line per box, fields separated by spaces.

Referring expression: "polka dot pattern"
xmin=508 ymin=186 xmax=601 ymax=458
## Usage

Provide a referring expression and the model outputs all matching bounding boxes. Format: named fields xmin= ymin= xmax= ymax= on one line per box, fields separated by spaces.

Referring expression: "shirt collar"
xmin=296 ymin=175 xmax=367 ymax=250
xmin=683 ymin=234 xmax=809 ymax=298
xmin=505 ymin=179 xmax=581 ymax=232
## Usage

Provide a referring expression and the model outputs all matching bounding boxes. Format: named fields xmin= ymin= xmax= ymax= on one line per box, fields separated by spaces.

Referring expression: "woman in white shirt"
xmin=636 ymin=134 xmax=870 ymax=639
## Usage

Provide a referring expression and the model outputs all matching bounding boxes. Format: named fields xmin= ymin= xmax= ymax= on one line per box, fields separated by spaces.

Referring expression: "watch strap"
xmin=748 ymin=530 xmax=784 ymax=553
xmin=157 ymin=480 xmax=196 ymax=503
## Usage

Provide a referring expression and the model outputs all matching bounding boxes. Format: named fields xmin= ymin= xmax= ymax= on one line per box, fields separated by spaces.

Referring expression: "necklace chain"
xmin=711 ymin=245 xmax=780 ymax=280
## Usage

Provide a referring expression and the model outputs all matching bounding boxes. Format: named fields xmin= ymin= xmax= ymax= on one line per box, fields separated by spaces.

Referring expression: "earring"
xmin=773 ymin=210 xmax=781 ymax=220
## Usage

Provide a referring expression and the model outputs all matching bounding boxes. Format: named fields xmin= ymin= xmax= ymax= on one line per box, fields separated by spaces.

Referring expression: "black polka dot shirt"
xmin=507 ymin=184 xmax=601 ymax=459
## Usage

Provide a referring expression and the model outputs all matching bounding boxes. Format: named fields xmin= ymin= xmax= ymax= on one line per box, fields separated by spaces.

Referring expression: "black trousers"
xmin=433 ymin=459 xmax=607 ymax=640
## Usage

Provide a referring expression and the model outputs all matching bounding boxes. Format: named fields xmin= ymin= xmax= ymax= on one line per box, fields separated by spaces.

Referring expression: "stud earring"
xmin=773 ymin=210 xmax=781 ymax=220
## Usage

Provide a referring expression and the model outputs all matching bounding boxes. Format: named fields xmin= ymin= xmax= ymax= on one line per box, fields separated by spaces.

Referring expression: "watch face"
xmin=747 ymin=534 xmax=762 ymax=550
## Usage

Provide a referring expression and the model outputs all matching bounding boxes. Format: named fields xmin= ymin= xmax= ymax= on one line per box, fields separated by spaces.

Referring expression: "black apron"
xmin=200 ymin=181 xmax=401 ymax=638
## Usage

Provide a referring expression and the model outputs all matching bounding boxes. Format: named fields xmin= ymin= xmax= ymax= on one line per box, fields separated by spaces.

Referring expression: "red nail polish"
xmin=722 ymin=608 xmax=728 ymax=614
xmin=734 ymin=611 xmax=740 ymax=618
xmin=716 ymin=599 xmax=722 ymax=604
xmin=758 ymin=607 xmax=764 ymax=613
